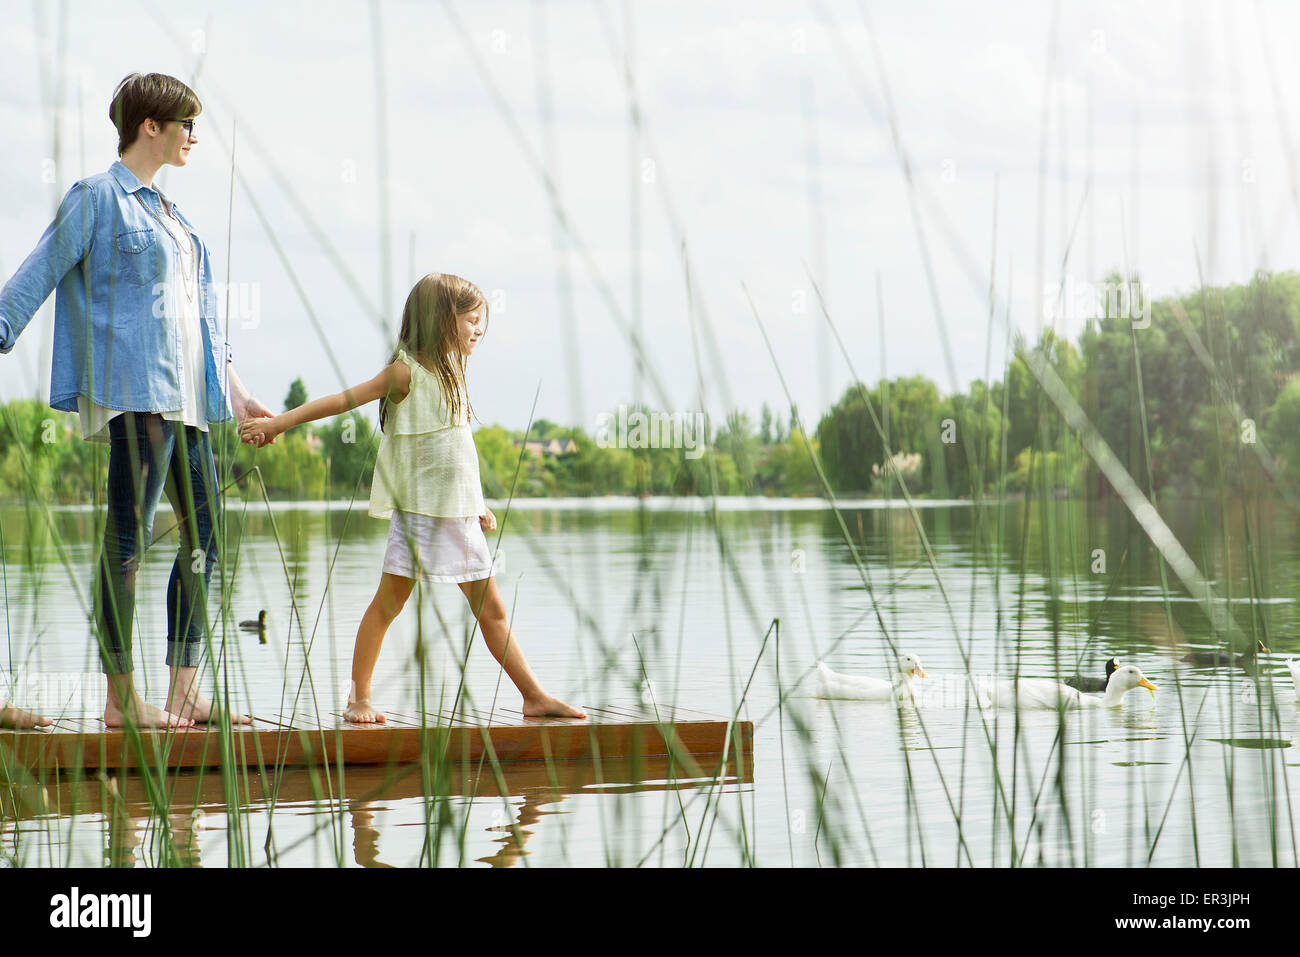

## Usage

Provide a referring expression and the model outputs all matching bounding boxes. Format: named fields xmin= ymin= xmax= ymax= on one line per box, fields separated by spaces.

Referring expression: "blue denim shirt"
xmin=0 ymin=161 xmax=235 ymax=423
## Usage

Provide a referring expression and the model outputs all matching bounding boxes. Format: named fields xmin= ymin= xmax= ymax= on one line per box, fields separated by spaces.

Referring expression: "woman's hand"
xmin=244 ymin=396 xmax=276 ymax=422
xmin=233 ymin=389 xmax=279 ymax=446
xmin=479 ymin=507 xmax=497 ymax=532
xmin=241 ymin=413 xmax=283 ymax=448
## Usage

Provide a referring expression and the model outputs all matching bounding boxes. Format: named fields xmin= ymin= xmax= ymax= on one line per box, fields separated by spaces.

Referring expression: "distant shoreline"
xmin=6 ymin=494 xmax=986 ymax=514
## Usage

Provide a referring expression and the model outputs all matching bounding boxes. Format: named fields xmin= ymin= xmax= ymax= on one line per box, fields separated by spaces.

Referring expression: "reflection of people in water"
xmin=345 ymin=790 xmax=552 ymax=868
xmin=473 ymin=787 xmax=566 ymax=868
xmin=102 ymin=775 xmax=203 ymax=868
xmin=349 ymin=804 xmax=394 ymax=869
xmin=4 ymin=753 xmax=743 ymax=865
xmin=339 ymin=773 xmax=568 ymax=867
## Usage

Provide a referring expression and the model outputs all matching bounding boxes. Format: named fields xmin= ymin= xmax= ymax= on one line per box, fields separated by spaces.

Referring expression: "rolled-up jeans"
xmin=93 ymin=411 xmax=222 ymax=674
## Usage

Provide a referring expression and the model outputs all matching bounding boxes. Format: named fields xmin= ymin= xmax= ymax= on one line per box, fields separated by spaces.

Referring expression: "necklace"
xmin=133 ymin=191 xmax=197 ymax=303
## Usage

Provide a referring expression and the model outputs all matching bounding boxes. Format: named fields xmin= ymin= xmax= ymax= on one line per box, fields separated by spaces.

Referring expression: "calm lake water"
xmin=2 ymin=494 xmax=1298 ymax=867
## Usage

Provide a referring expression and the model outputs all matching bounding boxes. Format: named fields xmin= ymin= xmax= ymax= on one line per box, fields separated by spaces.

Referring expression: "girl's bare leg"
xmin=458 ymin=576 xmax=585 ymax=718
xmin=345 ymin=572 xmax=414 ymax=723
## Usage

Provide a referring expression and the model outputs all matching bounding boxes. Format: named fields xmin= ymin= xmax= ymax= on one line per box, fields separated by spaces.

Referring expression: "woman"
xmin=0 ymin=73 xmax=274 ymax=729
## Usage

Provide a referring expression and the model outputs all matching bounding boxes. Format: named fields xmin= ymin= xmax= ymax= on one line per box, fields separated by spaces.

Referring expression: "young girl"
xmin=240 ymin=273 xmax=585 ymax=723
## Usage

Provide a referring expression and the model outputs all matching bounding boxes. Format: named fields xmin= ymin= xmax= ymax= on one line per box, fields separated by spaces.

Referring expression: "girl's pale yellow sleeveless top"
xmin=368 ymin=348 xmax=486 ymax=519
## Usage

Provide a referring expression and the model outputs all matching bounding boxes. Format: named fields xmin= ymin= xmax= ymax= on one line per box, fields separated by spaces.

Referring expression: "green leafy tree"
xmin=0 ymin=400 xmax=65 ymax=499
xmin=473 ymin=425 xmax=523 ymax=497
xmin=284 ymin=378 xmax=308 ymax=412
xmin=317 ymin=412 xmax=379 ymax=494
xmin=936 ymin=382 xmax=1004 ymax=497
xmin=714 ymin=410 xmax=759 ymax=490
xmin=817 ymin=376 xmax=942 ymax=494
xmin=1263 ymin=375 xmax=1300 ymax=478
xmin=751 ymin=422 xmax=823 ymax=495
xmin=572 ymin=431 xmax=637 ymax=494
xmin=759 ymin=403 xmax=774 ymax=445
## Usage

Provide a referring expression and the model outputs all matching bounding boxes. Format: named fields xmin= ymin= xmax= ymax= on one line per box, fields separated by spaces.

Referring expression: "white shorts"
xmin=382 ymin=510 xmax=496 ymax=584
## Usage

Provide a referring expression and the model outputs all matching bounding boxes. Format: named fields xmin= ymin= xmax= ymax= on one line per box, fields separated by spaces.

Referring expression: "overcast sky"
xmin=2 ymin=0 xmax=1299 ymax=436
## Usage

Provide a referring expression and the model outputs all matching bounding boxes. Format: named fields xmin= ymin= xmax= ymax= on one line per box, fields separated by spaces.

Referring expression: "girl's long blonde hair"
xmin=379 ymin=273 xmax=489 ymax=433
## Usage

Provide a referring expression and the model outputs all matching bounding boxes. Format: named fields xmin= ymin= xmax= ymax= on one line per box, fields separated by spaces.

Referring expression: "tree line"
xmin=2 ymin=271 xmax=1297 ymax=503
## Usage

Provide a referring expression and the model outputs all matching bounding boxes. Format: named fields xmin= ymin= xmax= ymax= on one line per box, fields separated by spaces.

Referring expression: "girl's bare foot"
xmin=522 ymin=694 xmax=586 ymax=719
xmin=104 ymin=699 xmax=194 ymax=729
xmin=165 ymin=689 xmax=252 ymax=726
xmin=344 ymin=698 xmax=386 ymax=724
xmin=0 ymin=701 xmax=53 ymax=729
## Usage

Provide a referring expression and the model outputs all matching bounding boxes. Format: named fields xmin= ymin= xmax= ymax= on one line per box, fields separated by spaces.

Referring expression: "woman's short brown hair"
xmin=109 ymin=73 xmax=203 ymax=157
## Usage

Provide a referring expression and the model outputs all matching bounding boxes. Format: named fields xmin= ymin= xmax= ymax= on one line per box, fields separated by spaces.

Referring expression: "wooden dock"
xmin=0 ymin=703 xmax=753 ymax=776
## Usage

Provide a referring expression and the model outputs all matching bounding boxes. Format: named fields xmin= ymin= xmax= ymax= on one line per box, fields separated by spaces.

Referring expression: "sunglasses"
xmin=166 ymin=117 xmax=196 ymax=136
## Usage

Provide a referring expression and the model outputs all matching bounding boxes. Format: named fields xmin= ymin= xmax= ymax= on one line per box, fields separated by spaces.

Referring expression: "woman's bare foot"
xmin=0 ymin=700 xmax=53 ymax=729
xmin=522 ymin=694 xmax=586 ymax=719
xmin=166 ymin=666 xmax=252 ymax=725
xmin=165 ymin=690 xmax=252 ymax=726
xmin=344 ymin=698 xmax=387 ymax=724
xmin=104 ymin=698 xmax=194 ymax=729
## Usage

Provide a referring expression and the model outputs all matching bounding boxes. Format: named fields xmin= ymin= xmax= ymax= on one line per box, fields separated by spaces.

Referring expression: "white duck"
xmin=815 ymin=654 xmax=928 ymax=703
xmin=1286 ymin=660 xmax=1300 ymax=702
xmin=975 ymin=664 xmax=1157 ymax=710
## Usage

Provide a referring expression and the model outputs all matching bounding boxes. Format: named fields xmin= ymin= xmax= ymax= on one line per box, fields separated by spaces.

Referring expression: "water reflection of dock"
xmin=1 ymin=703 xmax=753 ymax=776
xmin=1 ymin=727 xmax=754 ymax=867
xmin=1 ymin=751 xmax=752 ymax=817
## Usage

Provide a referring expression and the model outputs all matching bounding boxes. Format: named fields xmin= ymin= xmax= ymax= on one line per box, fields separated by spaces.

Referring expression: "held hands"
xmin=479 ymin=507 xmax=497 ymax=532
xmin=244 ymin=408 xmax=287 ymax=444
xmin=244 ymin=396 xmax=276 ymax=421
xmin=234 ymin=394 xmax=279 ymax=448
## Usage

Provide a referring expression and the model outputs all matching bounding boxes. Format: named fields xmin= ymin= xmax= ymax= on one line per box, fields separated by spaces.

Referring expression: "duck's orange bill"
xmin=914 ymin=668 xmax=928 ymax=678
xmin=1139 ymin=678 xmax=1158 ymax=692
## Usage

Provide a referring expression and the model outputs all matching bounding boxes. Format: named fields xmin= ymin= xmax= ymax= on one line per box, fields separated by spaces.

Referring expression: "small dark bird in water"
xmin=1180 ymin=639 xmax=1268 ymax=667
xmin=1063 ymin=657 xmax=1119 ymax=693
xmin=1060 ymin=655 xmax=1123 ymax=691
xmin=239 ymin=610 xmax=267 ymax=634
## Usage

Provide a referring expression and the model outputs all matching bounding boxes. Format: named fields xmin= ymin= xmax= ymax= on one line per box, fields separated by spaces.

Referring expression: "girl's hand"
xmin=479 ymin=508 xmax=497 ymax=532
xmin=236 ymin=395 xmax=279 ymax=447
xmin=241 ymin=414 xmax=281 ymax=448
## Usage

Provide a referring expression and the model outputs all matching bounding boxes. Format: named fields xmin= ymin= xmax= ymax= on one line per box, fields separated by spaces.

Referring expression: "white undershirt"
xmin=77 ymin=196 xmax=208 ymax=444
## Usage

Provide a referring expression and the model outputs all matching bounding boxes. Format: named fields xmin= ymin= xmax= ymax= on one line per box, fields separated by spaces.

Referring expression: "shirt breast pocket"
xmin=115 ymin=229 xmax=163 ymax=287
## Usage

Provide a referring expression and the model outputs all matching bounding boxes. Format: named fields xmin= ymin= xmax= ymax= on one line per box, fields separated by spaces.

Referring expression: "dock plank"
xmin=0 ymin=705 xmax=752 ymax=772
